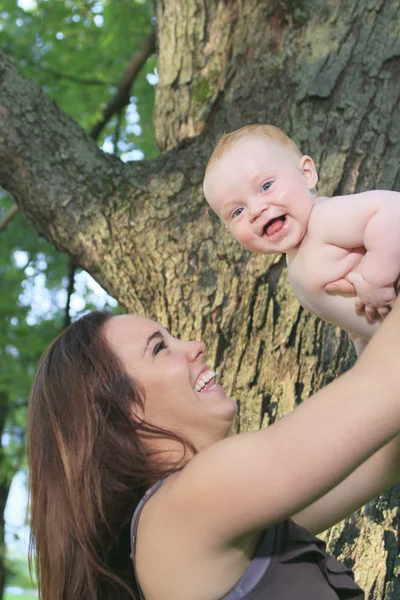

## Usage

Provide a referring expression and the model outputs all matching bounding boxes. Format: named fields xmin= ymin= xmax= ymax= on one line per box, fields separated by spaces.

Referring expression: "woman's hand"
xmin=325 ymin=275 xmax=393 ymax=322
xmin=325 ymin=278 xmax=356 ymax=296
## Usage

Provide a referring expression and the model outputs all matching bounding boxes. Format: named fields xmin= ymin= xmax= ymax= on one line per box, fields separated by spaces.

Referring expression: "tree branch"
xmin=35 ymin=67 xmax=111 ymax=87
xmin=0 ymin=29 xmax=156 ymax=240
xmin=63 ymin=259 xmax=77 ymax=330
xmin=10 ymin=55 xmax=112 ymax=86
xmin=0 ymin=203 xmax=18 ymax=232
xmin=60 ymin=28 xmax=155 ymax=324
xmin=90 ymin=29 xmax=156 ymax=141
xmin=0 ymin=48 xmax=208 ymax=311
xmin=112 ymin=111 xmax=123 ymax=156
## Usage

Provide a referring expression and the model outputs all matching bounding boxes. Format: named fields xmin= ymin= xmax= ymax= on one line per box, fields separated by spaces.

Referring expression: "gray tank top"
xmin=130 ymin=477 xmax=364 ymax=599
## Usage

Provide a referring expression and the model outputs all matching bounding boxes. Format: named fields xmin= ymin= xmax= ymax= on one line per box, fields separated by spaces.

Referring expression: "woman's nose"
xmin=185 ymin=339 xmax=206 ymax=362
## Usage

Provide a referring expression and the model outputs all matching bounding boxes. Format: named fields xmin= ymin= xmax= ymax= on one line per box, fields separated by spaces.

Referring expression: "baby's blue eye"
xmin=261 ymin=182 xmax=272 ymax=193
xmin=232 ymin=207 xmax=244 ymax=219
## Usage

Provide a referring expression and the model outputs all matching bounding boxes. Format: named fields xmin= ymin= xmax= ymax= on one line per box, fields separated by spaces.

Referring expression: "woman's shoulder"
xmin=133 ymin=467 xmax=263 ymax=600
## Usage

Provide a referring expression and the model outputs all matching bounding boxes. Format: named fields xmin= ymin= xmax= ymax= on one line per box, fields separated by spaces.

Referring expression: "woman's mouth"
xmin=194 ymin=369 xmax=217 ymax=392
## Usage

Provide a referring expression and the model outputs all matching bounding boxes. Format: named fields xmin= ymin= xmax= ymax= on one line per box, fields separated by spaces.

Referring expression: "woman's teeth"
xmin=195 ymin=370 xmax=217 ymax=392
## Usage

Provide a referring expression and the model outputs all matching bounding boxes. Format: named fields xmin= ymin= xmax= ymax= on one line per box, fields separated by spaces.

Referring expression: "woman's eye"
xmin=261 ymin=181 xmax=272 ymax=193
xmin=153 ymin=340 xmax=167 ymax=355
xmin=232 ymin=207 xmax=244 ymax=219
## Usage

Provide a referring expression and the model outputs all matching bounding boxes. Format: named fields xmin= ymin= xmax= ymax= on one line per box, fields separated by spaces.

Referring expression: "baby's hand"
xmin=353 ymin=299 xmax=388 ymax=322
xmin=347 ymin=272 xmax=395 ymax=321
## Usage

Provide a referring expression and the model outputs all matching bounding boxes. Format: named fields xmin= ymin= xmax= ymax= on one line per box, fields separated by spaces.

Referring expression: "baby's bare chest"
xmin=287 ymin=238 xmax=364 ymax=308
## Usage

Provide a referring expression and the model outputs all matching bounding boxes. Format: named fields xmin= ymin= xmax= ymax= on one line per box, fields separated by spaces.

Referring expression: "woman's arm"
xmin=292 ymin=432 xmax=400 ymax=534
xmin=171 ymin=296 xmax=400 ymax=550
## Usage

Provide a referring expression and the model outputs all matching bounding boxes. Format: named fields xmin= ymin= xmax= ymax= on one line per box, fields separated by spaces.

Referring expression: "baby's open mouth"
xmin=263 ymin=215 xmax=286 ymax=237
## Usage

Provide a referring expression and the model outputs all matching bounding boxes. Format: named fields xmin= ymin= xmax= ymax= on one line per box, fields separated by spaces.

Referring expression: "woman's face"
xmin=104 ymin=315 xmax=237 ymax=452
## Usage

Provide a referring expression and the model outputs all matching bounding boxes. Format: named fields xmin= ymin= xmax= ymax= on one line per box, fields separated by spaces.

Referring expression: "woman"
xmin=28 ymin=301 xmax=400 ymax=599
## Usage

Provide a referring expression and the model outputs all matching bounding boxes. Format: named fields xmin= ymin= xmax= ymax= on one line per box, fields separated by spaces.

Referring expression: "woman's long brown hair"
xmin=27 ymin=310 xmax=195 ymax=599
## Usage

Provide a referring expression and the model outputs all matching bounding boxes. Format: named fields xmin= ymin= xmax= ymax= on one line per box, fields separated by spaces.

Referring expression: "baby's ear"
xmin=300 ymin=155 xmax=318 ymax=190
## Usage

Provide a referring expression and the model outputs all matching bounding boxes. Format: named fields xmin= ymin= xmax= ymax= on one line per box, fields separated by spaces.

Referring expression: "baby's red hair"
xmin=205 ymin=124 xmax=303 ymax=175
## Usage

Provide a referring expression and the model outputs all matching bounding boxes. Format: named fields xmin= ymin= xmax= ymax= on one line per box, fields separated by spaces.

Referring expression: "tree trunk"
xmin=0 ymin=0 xmax=400 ymax=596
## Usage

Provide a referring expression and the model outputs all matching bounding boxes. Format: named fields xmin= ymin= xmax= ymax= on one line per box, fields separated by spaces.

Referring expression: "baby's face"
xmin=203 ymin=135 xmax=317 ymax=256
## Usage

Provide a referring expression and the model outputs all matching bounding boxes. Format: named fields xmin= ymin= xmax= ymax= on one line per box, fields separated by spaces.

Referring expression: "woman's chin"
xmin=197 ymin=385 xmax=236 ymax=408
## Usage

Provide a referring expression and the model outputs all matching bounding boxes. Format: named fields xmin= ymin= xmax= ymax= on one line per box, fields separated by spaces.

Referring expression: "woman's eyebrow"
xmin=143 ymin=331 xmax=164 ymax=355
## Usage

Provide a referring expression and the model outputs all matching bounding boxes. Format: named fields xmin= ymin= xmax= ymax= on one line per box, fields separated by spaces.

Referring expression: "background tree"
xmin=0 ymin=0 xmax=400 ymax=598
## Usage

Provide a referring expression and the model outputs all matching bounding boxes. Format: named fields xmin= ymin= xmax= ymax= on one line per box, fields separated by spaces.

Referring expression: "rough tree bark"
xmin=0 ymin=0 xmax=399 ymax=596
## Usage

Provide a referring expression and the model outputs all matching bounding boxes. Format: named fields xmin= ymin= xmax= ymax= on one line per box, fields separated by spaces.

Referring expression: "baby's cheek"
xmin=236 ymin=229 xmax=257 ymax=252
xmin=233 ymin=229 xmax=247 ymax=247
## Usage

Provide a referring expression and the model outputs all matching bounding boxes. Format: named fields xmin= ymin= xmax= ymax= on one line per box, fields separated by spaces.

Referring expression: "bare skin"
xmin=203 ymin=134 xmax=400 ymax=345
xmin=105 ymin=307 xmax=400 ymax=600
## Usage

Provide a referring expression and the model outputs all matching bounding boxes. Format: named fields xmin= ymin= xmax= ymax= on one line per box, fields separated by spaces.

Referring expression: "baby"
xmin=203 ymin=124 xmax=400 ymax=353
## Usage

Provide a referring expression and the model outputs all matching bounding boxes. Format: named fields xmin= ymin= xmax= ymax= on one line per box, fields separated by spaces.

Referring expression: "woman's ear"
xmin=300 ymin=155 xmax=318 ymax=190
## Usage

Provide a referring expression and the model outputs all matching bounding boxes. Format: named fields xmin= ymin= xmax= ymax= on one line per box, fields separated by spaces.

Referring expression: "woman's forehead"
xmin=104 ymin=314 xmax=163 ymax=348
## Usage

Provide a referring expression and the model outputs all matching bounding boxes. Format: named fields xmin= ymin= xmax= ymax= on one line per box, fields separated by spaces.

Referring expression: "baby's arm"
xmin=314 ymin=190 xmax=400 ymax=308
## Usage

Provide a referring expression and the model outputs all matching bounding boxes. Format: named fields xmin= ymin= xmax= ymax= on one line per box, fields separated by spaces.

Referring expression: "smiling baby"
xmin=203 ymin=124 xmax=400 ymax=353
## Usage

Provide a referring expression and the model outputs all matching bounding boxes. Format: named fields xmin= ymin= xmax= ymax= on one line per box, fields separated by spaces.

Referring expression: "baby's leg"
xmin=348 ymin=333 xmax=369 ymax=357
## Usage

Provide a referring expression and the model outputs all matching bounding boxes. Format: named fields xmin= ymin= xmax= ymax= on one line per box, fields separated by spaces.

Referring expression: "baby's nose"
xmin=249 ymin=201 xmax=268 ymax=221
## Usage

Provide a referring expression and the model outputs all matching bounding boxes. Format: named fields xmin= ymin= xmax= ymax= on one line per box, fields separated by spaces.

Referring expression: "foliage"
xmin=0 ymin=0 xmax=156 ymax=594
xmin=0 ymin=0 xmax=157 ymax=157
xmin=5 ymin=552 xmax=35 ymax=592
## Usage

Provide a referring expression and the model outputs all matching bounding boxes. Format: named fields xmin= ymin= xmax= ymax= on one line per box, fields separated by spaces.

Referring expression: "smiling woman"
xmin=103 ymin=315 xmax=237 ymax=455
xmin=27 ymin=311 xmax=200 ymax=600
xmin=27 ymin=303 xmax=400 ymax=599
